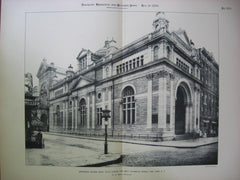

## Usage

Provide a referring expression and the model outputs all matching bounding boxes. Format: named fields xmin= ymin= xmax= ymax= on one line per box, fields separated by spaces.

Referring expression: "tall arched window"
xmin=153 ymin=46 xmax=159 ymax=60
xmin=79 ymin=99 xmax=87 ymax=127
xmin=122 ymin=86 xmax=135 ymax=124
xmin=56 ymin=105 xmax=60 ymax=126
xmin=166 ymin=46 xmax=171 ymax=59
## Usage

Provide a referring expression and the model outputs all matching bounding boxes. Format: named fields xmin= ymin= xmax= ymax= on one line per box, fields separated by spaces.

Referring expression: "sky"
xmin=25 ymin=11 xmax=218 ymax=86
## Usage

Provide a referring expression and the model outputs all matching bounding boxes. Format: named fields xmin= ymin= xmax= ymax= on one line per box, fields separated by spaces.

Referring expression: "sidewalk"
xmin=26 ymin=132 xmax=218 ymax=167
xmin=26 ymin=133 xmax=122 ymax=167
xmin=46 ymin=132 xmax=218 ymax=148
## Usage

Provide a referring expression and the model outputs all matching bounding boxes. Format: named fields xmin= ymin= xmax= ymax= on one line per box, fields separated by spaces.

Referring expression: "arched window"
xmin=56 ymin=105 xmax=60 ymax=126
xmin=166 ymin=46 xmax=171 ymax=59
xmin=153 ymin=46 xmax=159 ymax=60
xmin=79 ymin=99 xmax=87 ymax=127
xmin=122 ymin=86 xmax=135 ymax=124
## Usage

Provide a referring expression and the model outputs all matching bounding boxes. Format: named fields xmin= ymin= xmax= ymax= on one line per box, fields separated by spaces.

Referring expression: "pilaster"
xmin=197 ymin=90 xmax=201 ymax=131
xmin=108 ymin=86 xmax=112 ymax=128
xmin=87 ymin=94 xmax=90 ymax=129
xmin=63 ymin=101 xmax=66 ymax=130
xmin=169 ymin=73 xmax=175 ymax=130
xmin=194 ymin=85 xmax=201 ymax=132
xmin=171 ymin=45 xmax=174 ymax=62
xmin=185 ymin=102 xmax=193 ymax=133
xmin=157 ymin=70 xmax=168 ymax=129
xmin=66 ymin=101 xmax=68 ymax=130
xmin=92 ymin=91 xmax=96 ymax=129
xmin=71 ymin=98 xmax=74 ymax=130
xmin=74 ymin=98 xmax=78 ymax=130
xmin=49 ymin=105 xmax=54 ymax=131
xmin=148 ymin=45 xmax=153 ymax=62
xmin=102 ymin=88 xmax=106 ymax=129
xmin=185 ymin=103 xmax=190 ymax=133
xmin=146 ymin=74 xmax=153 ymax=129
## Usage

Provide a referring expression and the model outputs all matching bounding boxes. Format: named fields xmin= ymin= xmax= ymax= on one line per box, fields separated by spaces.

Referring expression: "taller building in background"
xmin=35 ymin=12 xmax=218 ymax=140
xmin=36 ymin=59 xmax=67 ymax=131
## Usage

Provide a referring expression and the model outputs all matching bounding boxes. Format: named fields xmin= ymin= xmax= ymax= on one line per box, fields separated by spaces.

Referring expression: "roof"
xmin=37 ymin=60 xmax=67 ymax=78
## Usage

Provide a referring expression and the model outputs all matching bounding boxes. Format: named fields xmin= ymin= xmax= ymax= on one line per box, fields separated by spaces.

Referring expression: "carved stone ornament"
xmin=146 ymin=73 xmax=154 ymax=80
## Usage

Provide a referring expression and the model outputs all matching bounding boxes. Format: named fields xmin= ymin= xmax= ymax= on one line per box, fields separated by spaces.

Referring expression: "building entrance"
xmin=175 ymin=86 xmax=186 ymax=134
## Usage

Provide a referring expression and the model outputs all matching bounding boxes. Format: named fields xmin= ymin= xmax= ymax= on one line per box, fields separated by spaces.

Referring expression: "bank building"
xmin=36 ymin=12 xmax=219 ymax=140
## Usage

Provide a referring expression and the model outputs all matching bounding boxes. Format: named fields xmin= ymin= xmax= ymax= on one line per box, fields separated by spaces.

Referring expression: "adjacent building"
xmin=25 ymin=73 xmax=39 ymax=146
xmin=199 ymin=48 xmax=219 ymax=136
xmin=35 ymin=12 xmax=219 ymax=140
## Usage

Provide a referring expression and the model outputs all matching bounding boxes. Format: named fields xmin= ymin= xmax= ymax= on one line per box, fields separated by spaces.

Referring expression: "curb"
xmin=45 ymin=132 xmax=218 ymax=149
xmin=78 ymin=155 xmax=122 ymax=167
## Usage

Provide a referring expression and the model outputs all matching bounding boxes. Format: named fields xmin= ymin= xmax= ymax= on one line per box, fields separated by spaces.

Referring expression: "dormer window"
xmin=79 ymin=56 xmax=87 ymax=70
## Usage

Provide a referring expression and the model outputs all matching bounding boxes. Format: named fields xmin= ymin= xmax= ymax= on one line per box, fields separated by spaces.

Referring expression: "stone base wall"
xmin=49 ymin=123 xmax=176 ymax=141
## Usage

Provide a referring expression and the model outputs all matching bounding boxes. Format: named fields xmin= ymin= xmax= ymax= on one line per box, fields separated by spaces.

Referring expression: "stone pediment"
xmin=174 ymin=29 xmax=191 ymax=47
xmin=70 ymin=75 xmax=94 ymax=90
xmin=76 ymin=48 xmax=90 ymax=59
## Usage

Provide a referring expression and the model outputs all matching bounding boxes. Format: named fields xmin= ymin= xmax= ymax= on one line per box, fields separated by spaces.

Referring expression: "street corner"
xmin=80 ymin=153 xmax=122 ymax=167
xmin=98 ymin=152 xmax=122 ymax=161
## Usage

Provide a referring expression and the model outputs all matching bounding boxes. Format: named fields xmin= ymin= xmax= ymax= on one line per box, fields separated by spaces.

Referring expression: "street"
xmin=122 ymin=143 xmax=217 ymax=166
xmin=25 ymin=133 xmax=218 ymax=167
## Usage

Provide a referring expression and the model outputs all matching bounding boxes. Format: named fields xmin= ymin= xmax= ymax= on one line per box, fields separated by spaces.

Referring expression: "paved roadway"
xmin=122 ymin=143 xmax=217 ymax=166
xmin=25 ymin=133 xmax=218 ymax=167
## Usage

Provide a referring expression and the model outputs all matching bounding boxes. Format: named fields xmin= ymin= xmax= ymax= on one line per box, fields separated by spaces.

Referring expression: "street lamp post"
xmin=101 ymin=109 xmax=110 ymax=154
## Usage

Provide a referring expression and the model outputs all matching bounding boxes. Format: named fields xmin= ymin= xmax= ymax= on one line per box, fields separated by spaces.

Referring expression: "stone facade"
xmin=37 ymin=12 xmax=218 ymax=140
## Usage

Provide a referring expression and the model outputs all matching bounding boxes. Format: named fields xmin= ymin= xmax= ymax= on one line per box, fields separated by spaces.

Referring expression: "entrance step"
xmin=174 ymin=134 xmax=193 ymax=141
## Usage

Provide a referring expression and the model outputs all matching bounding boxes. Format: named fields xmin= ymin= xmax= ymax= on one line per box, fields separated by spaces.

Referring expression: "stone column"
xmin=158 ymin=71 xmax=168 ymax=129
xmin=146 ymin=74 xmax=153 ymax=129
xmin=185 ymin=103 xmax=193 ymax=133
xmin=170 ymin=74 xmax=175 ymax=130
xmin=108 ymin=86 xmax=112 ymax=128
xmin=75 ymin=98 xmax=78 ymax=131
xmin=189 ymin=103 xmax=193 ymax=133
xmin=185 ymin=103 xmax=190 ymax=133
xmin=87 ymin=94 xmax=90 ymax=129
xmin=92 ymin=91 xmax=96 ymax=129
xmin=49 ymin=105 xmax=54 ymax=131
